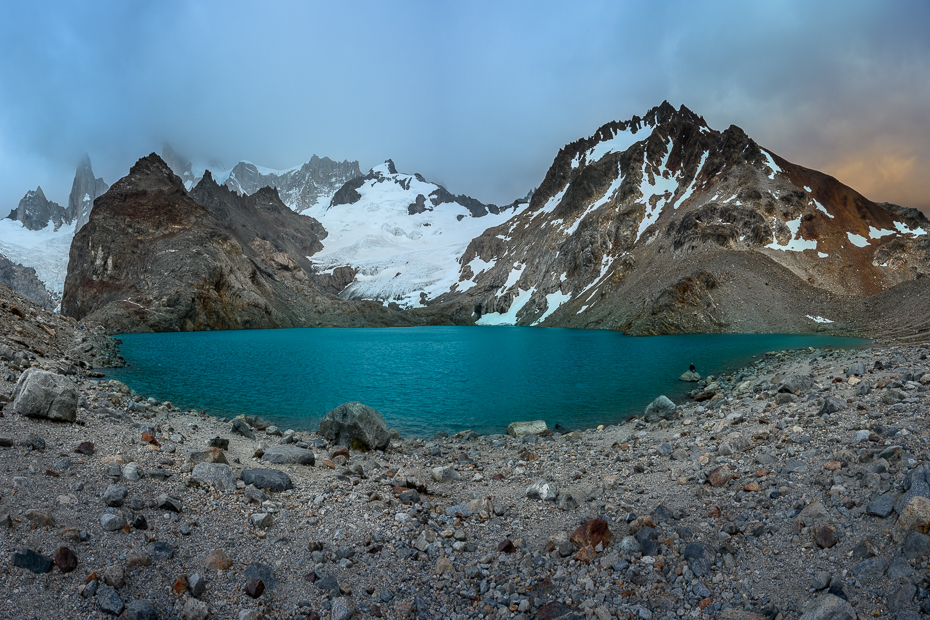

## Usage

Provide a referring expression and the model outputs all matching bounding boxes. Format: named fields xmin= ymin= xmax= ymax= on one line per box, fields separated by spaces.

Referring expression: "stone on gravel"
xmin=526 ymin=479 xmax=558 ymax=501
xmin=97 ymin=586 xmax=125 ymax=616
xmin=893 ymin=496 xmax=930 ymax=542
xmin=643 ymin=395 xmax=677 ymax=422
xmin=12 ymin=548 xmax=53 ymax=573
xmin=157 ymin=494 xmax=183 ymax=512
xmin=798 ymin=501 xmax=831 ymax=527
xmin=54 ymin=546 xmax=78 ymax=572
xmin=231 ymin=418 xmax=255 ymax=440
xmin=125 ymin=599 xmax=159 ymax=620
xmin=818 ymin=397 xmax=848 ymax=415
xmin=797 ymin=593 xmax=855 ymax=620
xmin=240 ymin=468 xmax=292 ymax=493
xmin=506 ymin=420 xmax=548 ymax=437
xmin=717 ymin=432 xmax=750 ymax=456
xmin=570 ymin=519 xmax=614 ymax=549
xmin=180 ymin=598 xmax=209 ymax=620
xmin=188 ymin=447 xmax=228 ymax=465
xmin=204 ymin=549 xmax=233 ymax=571
xmin=103 ymin=485 xmax=128 ymax=507
xmin=245 ymin=577 xmax=265 ymax=598
xmin=191 ymin=462 xmax=237 ymax=492
xmin=903 ymin=532 xmax=930 ymax=558
xmin=331 ymin=596 xmax=357 ymax=620
xmin=244 ymin=562 xmax=277 ymax=591
xmin=866 ymin=493 xmax=896 ymax=518
xmin=251 ymin=513 xmax=274 ymax=528
xmin=535 ymin=601 xmax=585 ymax=620
xmin=683 ymin=542 xmax=716 ymax=577
xmin=260 ymin=445 xmax=315 ymax=465
xmin=431 ymin=465 xmax=461 ymax=482
xmin=777 ymin=374 xmax=815 ymax=394
xmin=100 ymin=513 xmax=126 ymax=531
xmin=147 ymin=541 xmax=175 ymax=562
xmin=11 ymin=368 xmax=78 ymax=422
xmin=319 ymin=402 xmax=390 ymax=451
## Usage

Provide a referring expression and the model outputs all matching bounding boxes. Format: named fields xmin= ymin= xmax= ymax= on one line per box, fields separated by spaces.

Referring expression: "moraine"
xmin=104 ymin=327 xmax=866 ymax=438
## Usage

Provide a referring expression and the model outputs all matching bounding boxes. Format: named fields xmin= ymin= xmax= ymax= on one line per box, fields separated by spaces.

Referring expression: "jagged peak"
xmin=110 ymin=153 xmax=187 ymax=194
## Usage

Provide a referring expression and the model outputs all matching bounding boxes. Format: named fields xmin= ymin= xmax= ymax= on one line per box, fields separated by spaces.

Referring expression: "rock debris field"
xmin=4 ymin=293 xmax=930 ymax=619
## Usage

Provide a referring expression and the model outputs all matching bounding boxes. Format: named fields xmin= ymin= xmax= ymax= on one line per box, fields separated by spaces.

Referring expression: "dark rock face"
xmin=0 ymin=255 xmax=55 ymax=310
xmin=6 ymin=186 xmax=69 ymax=231
xmin=61 ymin=154 xmax=431 ymax=332
xmin=69 ymin=154 xmax=109 ymax=232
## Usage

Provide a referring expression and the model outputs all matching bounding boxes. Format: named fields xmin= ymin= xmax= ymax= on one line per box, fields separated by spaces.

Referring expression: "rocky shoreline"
xmin=3 ymin=284 xmax=930 ymax=619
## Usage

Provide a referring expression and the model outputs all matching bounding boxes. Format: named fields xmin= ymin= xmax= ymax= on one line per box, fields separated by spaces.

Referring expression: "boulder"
xmin=818 ymin=397 xmax=848 ymax=416
xmin=319 ymin=402 xmax=390 ymax=451
xmin=241 ymin=468 xmax=293 ymax=493
xmin=679 ymin=370 xmax=701 ymax=382
xmin=717 ymin=432 xmax=750 ymax=456
xmin=797 ymin=593 xmax=856 ymax=620
xmin=260 ymin=446 xmax=315 ymax=466
xmin=11 ymin=368 xmax=78 ymax=422
xmin=893 ymin=496 xmax=930 ymax=543
xmin=526 ymin=479 xmax=558 ymax=501
xmin=643 ymin=396 xmax=677 ymax=422
xmin=191 ymin=463 xmax=237 ymax=492
xmin=506 ymin=420 xmax=548 ymax=438
xmin=777 ymin=374 xmax=815 ymax=394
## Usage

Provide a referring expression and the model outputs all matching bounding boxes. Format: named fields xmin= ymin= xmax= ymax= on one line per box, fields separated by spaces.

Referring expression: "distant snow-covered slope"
xmin=0 ymin=218 xmax=75 ymax=299
xmin=307 ymin=160 xmax=528 ymax=307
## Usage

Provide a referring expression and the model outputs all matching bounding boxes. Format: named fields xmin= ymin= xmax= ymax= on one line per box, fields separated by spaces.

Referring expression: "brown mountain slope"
xmin=61 ymin=154 xmax=437 ymax=332
xmin=433 ymin=102 xmax=930 ymax=337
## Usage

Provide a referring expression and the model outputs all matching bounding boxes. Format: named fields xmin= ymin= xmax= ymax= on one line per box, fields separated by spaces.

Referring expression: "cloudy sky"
xmin=1 ymin=0 xmax=928 ymax=213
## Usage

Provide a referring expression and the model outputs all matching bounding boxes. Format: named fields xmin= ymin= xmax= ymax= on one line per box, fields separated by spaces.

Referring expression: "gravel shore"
xmin=2 ymin=286 xmax=930 ymax=619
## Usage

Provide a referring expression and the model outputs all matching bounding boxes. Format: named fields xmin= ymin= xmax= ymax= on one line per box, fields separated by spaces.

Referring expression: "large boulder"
xmin=241 ymin=468 xmax=292 ymax=493
xmin=11 ymin=369 xmax=79 ymax=422
xmin=318 ymin=402 xmax=390 ymax=451
xmin=191 ymin=463 xmax=237 ymax=492
xmin=679 ymin=370 xmax=701 ymax=382
xmin=777 ymin=374 xmax=815 ymax=395
xmin=260 ymin=446 xmax=315 ymax=466
xmin=643 ymin=396 xmax=677 ymax=422
xmin=506 ymin=420 xmax=548 ymax=438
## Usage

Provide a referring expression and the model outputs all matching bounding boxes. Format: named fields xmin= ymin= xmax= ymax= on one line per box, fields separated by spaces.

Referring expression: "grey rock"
xmin=100 ymin=513 xmax=126 ymax=531
xmin=191 ymin=462 xmax=237 ymax=492
xmin=506 ymin=420 xmax=548 ymax=437
xmin=121 ymin=462 xmax=143 ymax=481
xmin=231 ymin=418 xmax=255 ymax=439
xmin=850 ymin=430 xmax=871 ymax=444
xmin=682 ymin=542 xmax=716 ymax=577
xmin=180 ymin=598 xmax=209 ymax=620
xmin=157 ymin=494 xmax=183 ymax=512
xmin=797 ymin=593 xmax=855 ymax=620
xmin=331 ymin=596 xmax=356 ymax=620
xmin=97 ymin=586 xmax=125 ymax=616
xmin=777 ymin=374 xmax=815 ymax=394
xmin=643 ymin=395 xmax=677 ymax=422
xmin=679 ymin=370 xmax=701 ymax=382
xmin=104 ymin=564 xmax=127 ymax=588
xmin=251 ymin=513 xmax=274 ymax=528
xmin=125 ymin=600 xmax=159 ymax=620
xmin=812 ymin=571 xmax=831 ymax=590
xmin=903 ymin=532 xmax=930 ymax=558
xmin=896 ymin=465 xmax=930 ymax=515
xmin=819 ymin=397 xmax=848 ymax=416
xmin=431 ymin=465 xmax=461 ymax=482
xmin=886 ymin=555 xmax=918 ymax=582
xmin=846 ymin=363 xmax=866 ymax=377
xmin=146 ymin=541 xmax=175 ymax=562
xmin=888 ymin=582 xmax=917 ymax=613
xmin=244 ymin=562 xmax=277 ymax=591
xmin=189 ymin=573 xmax=207 ymax=597
xmin=866 ymin=493 xmax=896 ymax=518
xmin=717 ymin=432 xmax=750 ymax=456
xmin=526 ymin=479 xmax=558 ymax=501
xmin=857 ymin=380 xmax=872 ymax=396
xmin=798 ymin=501 xmax=830 ymax=526
xmin=11 ymin=368 xmax=78 ymax=422
xmin=557 ymin=493 xmax=578 ymax=511
xmin=241 ymin=468 xmax=293 ymax=493
xmin=11 ymin=548 xmax=53 ymax=573
xmin=853 ymin=557 xmax=886 ymax=579
xmin=102 ymin=485 xmax=128 ymax=507
xmin=260 ymin=445 xmax=315 ymax=466
xmin=883 ymin=389 xmax=906 ymax=405
xmin=319 ymin=402 xmax=391 ymax=451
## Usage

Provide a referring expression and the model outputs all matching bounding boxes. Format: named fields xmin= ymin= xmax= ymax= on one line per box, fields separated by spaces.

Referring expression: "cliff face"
xmin=61 ymin=154 xmax=434 ymax=332
xmin=432 ymin=102 xmax=930 ymax=337
xmin=0 ymin=255 xmax=55 ymax=310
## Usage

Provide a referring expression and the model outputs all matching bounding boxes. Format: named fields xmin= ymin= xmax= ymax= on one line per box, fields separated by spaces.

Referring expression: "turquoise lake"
xmin=104 ymin=327 xmax=867 ymax=438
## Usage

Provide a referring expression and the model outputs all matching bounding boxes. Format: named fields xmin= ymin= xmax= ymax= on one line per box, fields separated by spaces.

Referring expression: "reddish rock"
xmin=497 ymin=539 xmax=516 ymax=553
xmin=570 ymin=519 xmax=614 ymax=549
xmin=815 ymin=526 xmax=839 ymax=549
xmin=141 ymin=431 xmax=159 ymax=446
xmin=574 ymin=546 xmax=597 ymax=562
xmin=707 ymin=466 xmax=734 ymax=488
xmin=203 ymin=549 xmax=233 ymax=571
xmin=75 ymin=442 xmax=95 ymax=455
xmin=331 ymin=446 xmax=350 ymax=459
xmin=53 ymin=547 xmax=78 ymax=573
xmin=245 ymin=577 xmax=264 ymax=598
xmin=173 ymin=576 xmax=188 ymax=594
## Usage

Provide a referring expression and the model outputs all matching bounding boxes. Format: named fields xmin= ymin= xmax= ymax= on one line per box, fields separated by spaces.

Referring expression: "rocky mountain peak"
xmin=6 ymin=185 xmax=69 ymax=231
xmin=68 ymin=154 xmax=109 ymax=231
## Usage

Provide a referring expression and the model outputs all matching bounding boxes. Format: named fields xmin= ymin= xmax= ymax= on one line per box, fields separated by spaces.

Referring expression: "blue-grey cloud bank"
xmin=1 ymin=0 xmax=928 ymax=213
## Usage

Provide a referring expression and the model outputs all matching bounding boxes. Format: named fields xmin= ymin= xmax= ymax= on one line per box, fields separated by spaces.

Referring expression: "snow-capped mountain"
xmin=161 ymin=144 xmax=361 ymax=213
xmin=434 ymin=101 xmax=930 ymax=334
xmin=307 ymin=160 xmax=529 ymax=307
xmin=0 ymin=155 xmax=108 ymax=304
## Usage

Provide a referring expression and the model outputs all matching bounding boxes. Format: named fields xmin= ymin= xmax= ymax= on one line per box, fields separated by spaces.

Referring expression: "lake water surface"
xmin=105 ymin=327 xmax=867 ymax=437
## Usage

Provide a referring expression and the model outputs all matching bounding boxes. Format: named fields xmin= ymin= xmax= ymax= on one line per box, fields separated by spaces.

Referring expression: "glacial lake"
xmin=104 ymin=327 xmax=867 ymax=438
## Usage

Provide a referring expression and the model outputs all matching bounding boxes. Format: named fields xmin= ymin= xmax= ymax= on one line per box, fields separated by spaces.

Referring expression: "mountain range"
xmin=4 ymin=102 xmax=930 ymax=339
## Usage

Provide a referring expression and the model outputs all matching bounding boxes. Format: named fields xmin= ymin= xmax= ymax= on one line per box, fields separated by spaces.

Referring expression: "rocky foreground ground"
xmin=3 ymin=285 xmax=930 ymax=620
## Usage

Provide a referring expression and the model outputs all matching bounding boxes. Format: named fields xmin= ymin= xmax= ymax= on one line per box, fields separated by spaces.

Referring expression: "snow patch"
xmin=868 ymin=226 xmax=895 ymax=239
xmin=0 ymin=219 xmax=76 ymax=295
xmin=806 ymin=315 xmax=834 ymax=324
xmin=804 ymin=186 xmax=812 ymax=192
xmin=540 ymin=186 xmax=568 ymax=214
xmin=760 ymin=150 xmax=782 ymax=180
xmin=532 ymin=291 xmax=572 ymax=325
xmin=766 ymin=217 xmax=818 ymax=252
xmin=817 ymin=252 xmax=829 ymax=258
xmin=894 ymin=221 xmax=928 ymax=237
xmin=846 ymin=232 xmax=869 ymax=248
xmin=812 ymin=199 xmax=834 ymax=219
xmin=586 ymin=126 xmax=644 ymax=163
xmin=476 ymin=286 xmax=536 ymax=326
